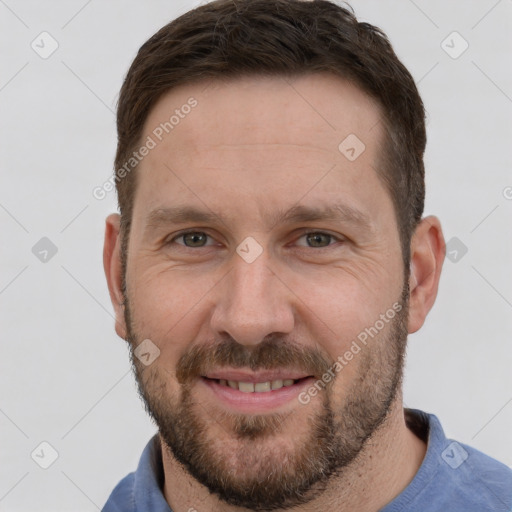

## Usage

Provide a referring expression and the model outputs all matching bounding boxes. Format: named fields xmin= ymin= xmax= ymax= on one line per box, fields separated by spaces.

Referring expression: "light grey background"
xmin=1 ymin=0 xmax=511 ymax=510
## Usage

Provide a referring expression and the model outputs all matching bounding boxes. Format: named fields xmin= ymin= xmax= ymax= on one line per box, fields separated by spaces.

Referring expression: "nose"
xmin=210 ymin=248 xmax=295 ymax=347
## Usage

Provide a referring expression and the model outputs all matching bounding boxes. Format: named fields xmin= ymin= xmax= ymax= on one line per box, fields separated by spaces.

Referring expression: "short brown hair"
xmin=115 ymin=0 xmax=426 ymax=274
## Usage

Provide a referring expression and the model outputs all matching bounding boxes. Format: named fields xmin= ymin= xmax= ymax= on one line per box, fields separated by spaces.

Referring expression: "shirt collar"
xmin=133 ymin=433 xmax=173 ymax=512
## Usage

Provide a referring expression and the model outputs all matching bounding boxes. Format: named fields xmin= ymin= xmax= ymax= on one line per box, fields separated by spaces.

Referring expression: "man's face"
xmin=121 ymin=74 xmax=408 ymax=509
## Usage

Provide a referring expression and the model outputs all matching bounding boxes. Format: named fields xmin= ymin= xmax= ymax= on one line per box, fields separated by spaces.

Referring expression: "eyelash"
xmin=167 ymin=230 xmax=344 ymax=250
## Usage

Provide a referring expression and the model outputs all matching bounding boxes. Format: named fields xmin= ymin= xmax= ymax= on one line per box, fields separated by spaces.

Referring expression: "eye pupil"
xmin=184 ymin=232 xmax=207 ymax=247
xmin=307 ymin=233 xmax=331 ymax=247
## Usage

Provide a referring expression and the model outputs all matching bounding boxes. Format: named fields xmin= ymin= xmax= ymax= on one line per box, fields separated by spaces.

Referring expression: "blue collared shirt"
xmin=102 ymin=409 xmax=512 ymax=511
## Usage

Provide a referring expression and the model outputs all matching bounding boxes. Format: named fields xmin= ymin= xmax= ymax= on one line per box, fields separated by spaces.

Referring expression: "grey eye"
xmin=304 ymin=232 xmax=332 ymax=247
xmin=181 ymin=232 xmax=208 ymax=247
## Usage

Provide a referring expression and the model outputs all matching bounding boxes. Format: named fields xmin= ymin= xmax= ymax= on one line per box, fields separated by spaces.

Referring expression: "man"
xmin=101 ymin=0 xmax=512 ymax=510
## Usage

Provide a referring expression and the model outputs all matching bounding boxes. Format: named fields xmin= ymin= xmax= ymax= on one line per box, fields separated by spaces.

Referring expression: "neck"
xmin=161 ymin=395 xmax=427 ymax=512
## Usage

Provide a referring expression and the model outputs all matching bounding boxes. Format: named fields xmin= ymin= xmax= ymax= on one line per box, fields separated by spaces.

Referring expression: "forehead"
xmin=143 ymin=73 xmax=383 ymax=154
xmin=133 ymin=73 xmax=392 ymax=231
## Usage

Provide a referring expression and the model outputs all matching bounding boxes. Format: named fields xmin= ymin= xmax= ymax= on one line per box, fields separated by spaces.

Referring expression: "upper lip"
xmin=202 ymin=369 xmax=311 ymax=382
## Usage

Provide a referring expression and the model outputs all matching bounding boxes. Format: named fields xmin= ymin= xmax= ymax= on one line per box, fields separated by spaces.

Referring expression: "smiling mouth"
xmin=202 ymin=377 xmax=311 ymax=393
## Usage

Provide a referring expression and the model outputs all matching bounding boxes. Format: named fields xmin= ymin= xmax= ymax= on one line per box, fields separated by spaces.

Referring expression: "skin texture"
xmin=104 ymin=73 xmax=446 ymax=512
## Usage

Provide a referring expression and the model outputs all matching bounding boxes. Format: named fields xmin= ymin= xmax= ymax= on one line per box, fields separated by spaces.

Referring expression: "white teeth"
xmin=238 ymin=382 xmax=255 ymax=393
xmin=271 ymin=379 xmax=283 ymax=390
xmin=254 ymin=381 xmax=271 ymax=392
xmin=219 ymin=379 xmax=296 ymax=392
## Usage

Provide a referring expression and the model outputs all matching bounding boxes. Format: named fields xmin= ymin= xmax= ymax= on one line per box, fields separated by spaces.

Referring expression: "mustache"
xmin=176 ymin=335 xmax=333 ymax=384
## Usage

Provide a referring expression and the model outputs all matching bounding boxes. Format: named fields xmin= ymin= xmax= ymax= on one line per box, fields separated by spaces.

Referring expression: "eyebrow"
xmin=145 ymin=206 xmax=221 ymax=230
xmin=144 ymin=203 xmax=373 ymax=233
xmin=275 ymin=203 xmax=373 ymax=231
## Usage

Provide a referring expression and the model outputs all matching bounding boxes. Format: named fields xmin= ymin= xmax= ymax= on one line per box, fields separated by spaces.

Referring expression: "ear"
xmin=103 ymin=213 xmax=128 ymax=340
xmin=407 ymin=215 xmax=445 ymax=333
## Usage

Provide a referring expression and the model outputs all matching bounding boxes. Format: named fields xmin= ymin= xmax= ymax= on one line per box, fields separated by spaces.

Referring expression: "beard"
xmin=124 ymin=282 xmax=410 ymax=511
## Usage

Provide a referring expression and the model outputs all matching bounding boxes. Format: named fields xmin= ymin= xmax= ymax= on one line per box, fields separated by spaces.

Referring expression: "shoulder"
xmin=394 ymin=409 xmax=512 ymax=511
xmin=453 ymin=441 xmax=512 ymax=509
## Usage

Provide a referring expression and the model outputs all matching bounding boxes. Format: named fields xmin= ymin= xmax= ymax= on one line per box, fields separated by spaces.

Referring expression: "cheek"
xmin=127 ymin=266 xmax=218 ymax=360
xmin=286 ymin=261 xmax=399 ymax=339
xmin=283 ymin=268 xmax=403 ymax=395
xmin=321 ymin=309 xmax=403 ymax=408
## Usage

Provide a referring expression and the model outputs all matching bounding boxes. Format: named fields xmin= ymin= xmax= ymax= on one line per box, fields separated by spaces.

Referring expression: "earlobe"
xmin=103 ymin=213 xmax=128 ymax=340
xmin=407 ymin=216 xmax=445 ymax=334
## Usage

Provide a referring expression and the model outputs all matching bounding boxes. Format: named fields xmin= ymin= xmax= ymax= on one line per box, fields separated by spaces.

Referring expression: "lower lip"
xmin=200 ymin=377 xmax=316 ymax=413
